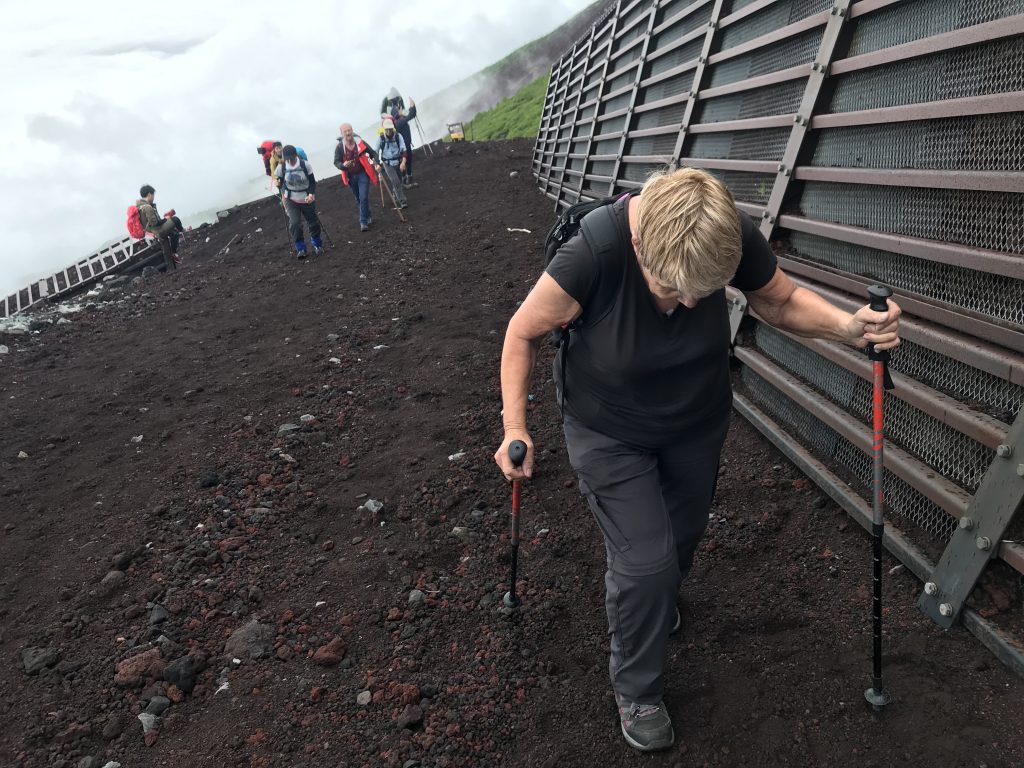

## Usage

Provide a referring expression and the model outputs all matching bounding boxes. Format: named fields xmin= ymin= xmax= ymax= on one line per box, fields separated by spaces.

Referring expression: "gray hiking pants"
xmin=563 ymin=410 xmax=729 ymax=703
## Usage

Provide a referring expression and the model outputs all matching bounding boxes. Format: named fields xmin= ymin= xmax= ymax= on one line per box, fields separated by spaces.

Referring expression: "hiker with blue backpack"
xmin=494 ymin=168 xmax=902 ymax=753
xmin=274 ymin=145 xmax=323 ymax=258
xmin=376 ymin=118 xmax=409 ymax=210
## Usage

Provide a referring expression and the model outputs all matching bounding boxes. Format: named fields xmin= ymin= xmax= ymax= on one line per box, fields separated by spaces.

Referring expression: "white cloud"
xmin=0 ymin=0 xmax=592 ymax=297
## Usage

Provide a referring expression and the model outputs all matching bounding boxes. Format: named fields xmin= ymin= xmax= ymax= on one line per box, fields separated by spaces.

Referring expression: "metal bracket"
xmin=918 ymin=407 xmax=1024 ymax=628
xmin=727 ymin=291 xmax=749 ymax=344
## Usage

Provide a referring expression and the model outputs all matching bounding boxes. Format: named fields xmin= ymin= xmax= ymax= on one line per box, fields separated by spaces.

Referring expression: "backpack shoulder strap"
xmin=578 ymin=203 xmax=627 ymax=327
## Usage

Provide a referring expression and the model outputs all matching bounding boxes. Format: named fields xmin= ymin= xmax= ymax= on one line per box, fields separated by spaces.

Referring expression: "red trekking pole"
xmin=503 ymin=440 xmax=528 ymax=610
xmin=864 ymin=284 xmax=894 ymax=711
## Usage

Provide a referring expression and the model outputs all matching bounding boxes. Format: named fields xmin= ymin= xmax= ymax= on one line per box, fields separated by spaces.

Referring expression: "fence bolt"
xmin=939 ymin=603 xmax=954 ymax=617
xmin=996 ymin=443 xmax=1013 ymax=458
xmin=1017 ymin=463 xmax=1024 ymax=477
xmin=976 ymin=536 xmax=992 ymax=551
xmin=924 ymin=582 xmax=938 ymax=596
xmin=958 ymin=517 xmax=975 ymax=531
xmin=777 ymin=164 xmax=790 ymax=176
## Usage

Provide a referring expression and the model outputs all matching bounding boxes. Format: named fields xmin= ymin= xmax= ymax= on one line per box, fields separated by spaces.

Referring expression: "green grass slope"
xmin=459 ymin=73 xmax=550 ymax=141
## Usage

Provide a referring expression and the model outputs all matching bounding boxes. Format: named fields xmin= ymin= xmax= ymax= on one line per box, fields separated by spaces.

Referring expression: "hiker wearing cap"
xmin=334 ymin=123 xmax=380 ymax=233
xmin=136 ymin=185 xmax=183 ymax=270
xmin=376 ymin=118 xmax=409 ymax=209
xmin=390 ymin=99 xmax=418 ymax=187
xmin=494 ymin=168 xmax=902 ymax=752
xmin=274 ymin=145 xmax=323 ymax=258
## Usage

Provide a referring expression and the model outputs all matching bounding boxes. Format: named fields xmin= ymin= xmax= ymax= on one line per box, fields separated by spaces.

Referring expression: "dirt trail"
xmin=1 ymin=140 xmax=1021 ymax=768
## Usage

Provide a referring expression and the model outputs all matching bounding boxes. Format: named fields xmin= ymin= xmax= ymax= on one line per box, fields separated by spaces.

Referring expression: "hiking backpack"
xmin=126 ymin=205 xmax=145 ymax=239
xmin=542 ymin=194 xmax=624 ymax=346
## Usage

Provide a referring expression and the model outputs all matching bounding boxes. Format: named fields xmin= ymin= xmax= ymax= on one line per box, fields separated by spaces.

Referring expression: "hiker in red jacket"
xmin=334 ymin=123 xmax=379 ymax=233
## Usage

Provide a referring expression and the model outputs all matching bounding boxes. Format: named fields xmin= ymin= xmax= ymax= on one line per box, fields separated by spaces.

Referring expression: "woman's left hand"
xmin=846 ymin=299 xmax=902 ymax=350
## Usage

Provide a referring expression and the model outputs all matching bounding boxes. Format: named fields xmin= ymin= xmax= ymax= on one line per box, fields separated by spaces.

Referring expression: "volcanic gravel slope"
xmin=1 ymin=140 xmax=1022 ymax=768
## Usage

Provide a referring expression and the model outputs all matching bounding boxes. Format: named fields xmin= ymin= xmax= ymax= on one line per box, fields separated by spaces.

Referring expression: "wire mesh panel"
xmin=532 ymin=0 xmax=1024 ymax=617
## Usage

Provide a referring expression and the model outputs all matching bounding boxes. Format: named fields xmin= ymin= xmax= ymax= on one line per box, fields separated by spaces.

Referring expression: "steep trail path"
xmin=1 ymin=140 xmax=1021 ymax=768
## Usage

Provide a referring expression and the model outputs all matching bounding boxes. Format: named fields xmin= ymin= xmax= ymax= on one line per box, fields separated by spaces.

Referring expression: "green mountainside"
xmin=458 ymin=73 xmax=550 ymax=141
xmin=413 ymin=1 xmax=606 ymax=141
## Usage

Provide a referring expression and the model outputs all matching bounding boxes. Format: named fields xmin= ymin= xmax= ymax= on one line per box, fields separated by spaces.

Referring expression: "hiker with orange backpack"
xmin=334 ymin=123 xmax=379 ymax=233
xmin=130 ymin=185 xmax=182 ymax=270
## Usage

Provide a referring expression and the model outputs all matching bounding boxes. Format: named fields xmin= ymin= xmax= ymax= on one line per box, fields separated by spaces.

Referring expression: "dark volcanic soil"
xmin=1 ymin=140 xmax=1022 ymax=768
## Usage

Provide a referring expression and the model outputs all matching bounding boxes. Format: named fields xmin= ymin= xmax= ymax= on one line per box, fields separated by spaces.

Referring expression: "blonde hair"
xmin=635 ymin=167 xmax=742 ymax=298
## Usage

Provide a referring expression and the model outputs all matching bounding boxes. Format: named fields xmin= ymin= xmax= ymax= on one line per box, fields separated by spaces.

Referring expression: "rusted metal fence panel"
xmin=535 ymin=0 xmax=1024 ymax=673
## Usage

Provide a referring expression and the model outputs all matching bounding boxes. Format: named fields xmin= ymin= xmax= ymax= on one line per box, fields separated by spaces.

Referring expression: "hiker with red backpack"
xmin=130 ymin=185 xmax=183 ymax=270
xmin=334 ymin=123 xmax=379 ymax=233
xmin=274 ymin=145 xmax=323 ymax=258
xmin=257 ymin=140 xmax=277 ymax=177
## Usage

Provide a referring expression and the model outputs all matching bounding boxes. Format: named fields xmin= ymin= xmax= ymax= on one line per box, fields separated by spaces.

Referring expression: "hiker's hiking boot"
xmin=171 ymin=253 xmax=182 ymax=266
xmin=360 ymin=224 xmax=369 ymax=232
xmin=615 ymin=693 xmax=674 ymax=752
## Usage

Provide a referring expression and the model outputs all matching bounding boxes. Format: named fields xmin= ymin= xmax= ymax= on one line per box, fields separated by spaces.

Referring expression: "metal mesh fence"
xmin=741 ymin=366 xmax=960 ymax=542
xmin=812 ymin=113 xmax=1024 ymax=172
xmin=798 ymin=182 xmax=1024 ymax=253
xmin=534 ymin=0 xmax=1023 ymax=606
xmin=828 ymin=36 xmax=1024 ymax=114
xmin=787 ymin=232 xmax=1024 ymax=329
xmin=753 ymin=325 xmax=996 ymax=492
xmin=847 ymin=0 xmax=1024 ymax=57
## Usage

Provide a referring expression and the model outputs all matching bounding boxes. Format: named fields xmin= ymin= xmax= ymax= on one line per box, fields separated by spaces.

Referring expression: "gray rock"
xmin=277 ymin=423 xmax=301 ymax=436
xmin=224 ymin=620 xmax=274 ymax=659
xmin=408 ymin=589 xmax=425 ymax=605
xmin=199 ymin=471 xmax=220 ymax=488
xmin=141 ymin=266 xmax=159 ymax=279
xmin=101 ymin=762 xmax=123 ymax=768
xmin=356 ymin=690 xmax=372 ymax=706
xmin=111 ymin=551 xmax=133 ymax=571
xmin=327 ymin=333 xmax=340 ymax=342
xmin=137 ymin=711 xmax=158 ymax=733
xmin=149 ymin=604 xmax=169 ymax=625
xmin=0 ymin=345 xmax=8 ymax=354
xmin=22 ymin=646 xmax=60 ymax=675
xmin=397 ymin=704 xmax=424 ymax=729
xmin=99 ymin=570 xmax=126 ymax=595
xmin=364 ymin=498 xmax=384 ymax=514
xmin=145 ymin=695 xmax=171 ymax=716
xmin=77 ymin=756 xmax=98 ymax=768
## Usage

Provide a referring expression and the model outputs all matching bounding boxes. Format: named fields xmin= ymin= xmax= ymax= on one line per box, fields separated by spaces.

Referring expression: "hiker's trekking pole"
xmin=377 ymin=165 xmax=407 ymax=223
xmin=317 ymin=217 xmax=335 ymax=248
xmin=414 ymin=116 xmax=434 ymax=155
xmin=864 ymin=284 xmax=894 ymax=712
xmin=502 ymin=440 xmax=528 ymax=610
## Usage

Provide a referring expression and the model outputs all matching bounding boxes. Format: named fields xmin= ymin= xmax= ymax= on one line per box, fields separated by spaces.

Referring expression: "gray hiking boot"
xmin=615 ymin=693 xmax=674 ymax=751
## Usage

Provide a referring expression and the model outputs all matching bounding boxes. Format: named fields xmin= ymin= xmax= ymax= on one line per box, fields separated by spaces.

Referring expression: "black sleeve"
xmin=545 ymin=231 xmax=601 ymax=307
xmin=305 ymin=166 xmax=317 ymax=194
xmin=333 ymin=143 xmax=344 ymax=170
xmin=730 ymin=210 xmax=778 ymax=292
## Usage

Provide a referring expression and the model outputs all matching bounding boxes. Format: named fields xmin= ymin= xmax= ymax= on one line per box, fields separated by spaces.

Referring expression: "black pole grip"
xmin=867 ymin=284 xmax=892 ymax=313
xmin=508 ymin=440 xmax=527 ymax=468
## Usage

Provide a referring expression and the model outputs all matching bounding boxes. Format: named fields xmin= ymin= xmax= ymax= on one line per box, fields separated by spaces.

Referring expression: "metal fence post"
xmin=669 ymin=0 xmax=727 ymax=166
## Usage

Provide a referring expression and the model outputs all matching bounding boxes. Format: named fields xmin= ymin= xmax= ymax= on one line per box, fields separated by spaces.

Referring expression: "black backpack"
xmin=542 ymin=194 xmax=627 ymax=413
xmin=542 ymin=194 xmax=625 ymax=346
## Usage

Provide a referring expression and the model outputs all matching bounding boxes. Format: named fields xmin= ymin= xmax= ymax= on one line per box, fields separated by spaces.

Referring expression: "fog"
xmin=1 ymin=0 xmax=593 ymax=298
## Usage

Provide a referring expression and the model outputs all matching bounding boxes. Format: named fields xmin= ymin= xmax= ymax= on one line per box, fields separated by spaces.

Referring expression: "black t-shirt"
xmin=545 ymin=193 xmax=777 ymax=447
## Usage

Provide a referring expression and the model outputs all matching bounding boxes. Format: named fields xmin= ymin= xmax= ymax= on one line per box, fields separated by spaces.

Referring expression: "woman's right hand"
xmin=494 ymin=431 xmax=534 ymax=481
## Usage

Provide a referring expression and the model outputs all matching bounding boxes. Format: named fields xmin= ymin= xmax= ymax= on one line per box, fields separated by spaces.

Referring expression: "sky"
xmin=0 ymin=0 xmax=593 ymax=298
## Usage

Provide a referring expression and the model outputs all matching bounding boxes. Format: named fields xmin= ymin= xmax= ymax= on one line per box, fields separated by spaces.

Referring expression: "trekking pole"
xmin=414 ymin=116 xmax=434 ymax=155
xmin=377 ymin=165 xmax=407 ymax=223
xmin=317 ymin=216 xmax=335 ymax=248
xmin=502 ymin=440 xmax=528 ymax=610
xmin=864 ymin=284 xmax=894 ymax=712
